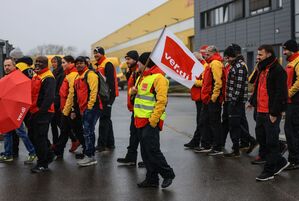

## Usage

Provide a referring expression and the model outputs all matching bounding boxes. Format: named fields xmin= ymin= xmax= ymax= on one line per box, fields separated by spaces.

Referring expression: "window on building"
xmin=278 ymin=0 xmax=283 ymax=8
xmin=200 ymin=1 xmax=244 ymax=29
xmin=296 ymin=0 xmax=299 ymax=14
xmin=234 ymin=0 xmax=244 ymax=20
xmin=249 ymin=0 xmax=271 ymax=15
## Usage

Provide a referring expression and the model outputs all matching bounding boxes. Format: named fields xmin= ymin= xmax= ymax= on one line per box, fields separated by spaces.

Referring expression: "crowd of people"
xmin=185 ymin=40 xmax=299 ymax=182
xmin=1 ymin=47 xmax=174 ymax=188
xmin=1 ymin=39 xmax=299 ymax=188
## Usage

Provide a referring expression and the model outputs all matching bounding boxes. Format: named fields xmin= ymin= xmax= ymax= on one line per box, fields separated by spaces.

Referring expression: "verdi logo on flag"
xmin=161 ymin=36 xmax=195 ymax=81
xmin=150 ymin=29 xmax=204 ymax=89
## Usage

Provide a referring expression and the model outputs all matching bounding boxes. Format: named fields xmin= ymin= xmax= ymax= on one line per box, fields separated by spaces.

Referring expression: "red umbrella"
xmin=0 ymin=70 xmax=32 ymax=134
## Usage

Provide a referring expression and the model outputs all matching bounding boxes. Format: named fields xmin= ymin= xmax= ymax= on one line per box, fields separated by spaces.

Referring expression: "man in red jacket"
xmin=250 ymin=45 xmax=289 ymax=181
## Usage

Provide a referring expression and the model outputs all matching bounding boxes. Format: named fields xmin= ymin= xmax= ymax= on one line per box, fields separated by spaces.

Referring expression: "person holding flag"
xmin=131 ymin=52 xmax=175 ymax=189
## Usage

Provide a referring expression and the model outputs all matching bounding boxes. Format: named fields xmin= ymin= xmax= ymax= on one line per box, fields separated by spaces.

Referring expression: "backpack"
xmin=84 ymin=70 xmax=110 ymax=103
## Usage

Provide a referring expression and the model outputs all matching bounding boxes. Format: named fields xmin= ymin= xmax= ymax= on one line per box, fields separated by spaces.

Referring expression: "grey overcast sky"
xmin=0 ymin=0 xmax=166 ymax=54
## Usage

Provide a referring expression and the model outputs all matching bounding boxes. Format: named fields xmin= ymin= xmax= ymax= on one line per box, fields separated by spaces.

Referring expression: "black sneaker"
xmin=223 ymin=151 xmax=240 ymax=158
xmin=31 ymin=165 xmax=49 ymax=173
xmin=184 ymin=141 xmax=198 ymax=149
xmin=274 ymin=160 xmax=290 ymax=175
xmin=138 ymin=161 xmax=145 ymax=168
xmin=117 ymin=158 xmax=136 ymax=166
xmin=95 ymin=146 xmax=109 ymax=153
xmin=207 ymin=149 xmax=224 ymax=156
xmin=285 ymin=163 xmax=299 ymax=171
xmin=239 ymin=144 xmax=250 ymax=151
xmin=251 ymin=156 xmax=266 ymax=165
xmin=75 ymin=153 xmax=85 ymax=159
xmin=246 ymin=141 xmax=259 ymax=154
xmin=137 ymin=180 xmax=159 ymax=188
xmin=161 ymin=178 xmax=174 ymax=188
xmin=194 ymin=147 xmax=212 ymax=153
xmin=256 ymin=171 xmax=274 ymax=181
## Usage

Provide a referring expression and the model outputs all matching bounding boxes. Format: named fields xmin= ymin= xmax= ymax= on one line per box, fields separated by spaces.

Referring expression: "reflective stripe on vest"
xmin=134 ymin=74 xmax=166 ymax=120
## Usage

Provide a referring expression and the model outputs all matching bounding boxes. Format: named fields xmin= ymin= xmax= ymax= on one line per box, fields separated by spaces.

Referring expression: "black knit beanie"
xmin=283 ymin=40 xmax=298 ymax=52
xmin=138 ymin=52 xmax=155 ymax=68
xmin=125 ymin=50 xmax=139 ymax=61
xmin=224 ymin=46 xmax=236 ymax=58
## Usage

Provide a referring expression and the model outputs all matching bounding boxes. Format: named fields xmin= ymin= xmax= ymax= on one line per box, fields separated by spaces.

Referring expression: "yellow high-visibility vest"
xmin=134 ymin=74 xmax=166 ymax=120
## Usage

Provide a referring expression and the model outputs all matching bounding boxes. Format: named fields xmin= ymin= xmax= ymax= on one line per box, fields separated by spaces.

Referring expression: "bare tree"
xmin=29 ymin=44 xmax=77 ymax=56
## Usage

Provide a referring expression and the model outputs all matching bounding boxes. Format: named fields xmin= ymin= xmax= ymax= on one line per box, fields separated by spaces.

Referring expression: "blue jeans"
xmin=82 ymin=108 xmax=100 ymax=157
xmin=4 ymin=123 xmax=35 ymax=157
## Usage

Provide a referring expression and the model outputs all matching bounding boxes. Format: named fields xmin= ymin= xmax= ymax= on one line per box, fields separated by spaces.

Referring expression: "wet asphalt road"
xmin=0 ymin=91 xmax=299 ymax=201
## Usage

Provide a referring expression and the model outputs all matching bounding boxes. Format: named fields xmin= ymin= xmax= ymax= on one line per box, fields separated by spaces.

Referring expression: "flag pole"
xmin=130 ymin=25 xmax=167 ymax=103
xmin=135 ymin=25 xmax=167 ymax=87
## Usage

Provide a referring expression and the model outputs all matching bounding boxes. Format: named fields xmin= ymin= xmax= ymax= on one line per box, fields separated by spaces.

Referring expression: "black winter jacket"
xmin=250 ymin=56 xmax=288 ymax=116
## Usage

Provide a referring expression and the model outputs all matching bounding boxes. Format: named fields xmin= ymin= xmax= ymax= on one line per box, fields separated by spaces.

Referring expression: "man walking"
xmin=132 ymin=52 xmax=175 ymax=188
xmin=250 ymin=45 xmax=289 ymax=181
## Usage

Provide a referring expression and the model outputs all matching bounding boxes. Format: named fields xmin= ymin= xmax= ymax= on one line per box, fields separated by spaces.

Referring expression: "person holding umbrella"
xmin=29 ymin=56 xmax=56 ymax=173
xmin=0 ymin=57 xmax=36 ymax=164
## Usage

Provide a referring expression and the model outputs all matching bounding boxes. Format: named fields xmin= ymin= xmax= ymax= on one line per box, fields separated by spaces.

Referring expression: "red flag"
xmin=151 ymin=30 xmax=204 ymax=89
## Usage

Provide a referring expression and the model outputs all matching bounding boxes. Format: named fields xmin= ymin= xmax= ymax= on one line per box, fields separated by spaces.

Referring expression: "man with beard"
xmin=249 ymin=45 xmax=289 ymax=181
xmin=117 ymin=50 xmax=144 ymax=167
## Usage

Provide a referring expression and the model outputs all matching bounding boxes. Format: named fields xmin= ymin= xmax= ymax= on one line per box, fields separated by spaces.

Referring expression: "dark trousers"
xmin=189 ymin=101 xmax=202 ymax=146
xmin=200 ymin=102 xmax=222 ymax=150
xmin=227 ymin=102 xmax=244 ymax=152
xmin=138 ymin=124 xmax=175 ymax=183
xmin=51 ymin=111 xmax=61 ymax=144
xmin=82 ymin=108 xmax=100 ymax=157
xmin=125 ymin=112 xmax=140 ymax=161
xmin=255 ymin=113 xmax=286 ymax=173
xmin=30 ymin=113 xmax=53 ymax=167
xmin=12 ymin=131 xmax=19 ymax=156
xmin=51 ymin=111 xmax=77 ymax=145
xmin=98 ymin=105 xmax=115 ymax=148
xmin=222 ymin=102 xmax=255 ymax=147
xmin=284 ymin=104 xmax=299 ymax=164
xmin=55 ymin=115 xmax=85 ymax=155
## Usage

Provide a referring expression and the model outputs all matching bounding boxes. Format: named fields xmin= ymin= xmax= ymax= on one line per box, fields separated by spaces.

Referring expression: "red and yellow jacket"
xmin=74 ymin=67 xmax=99 ymax=114
xmin=59 ymin=64 xmax=78 ymax=116
xmin=191 ymin=59 xmax=208 ymax=101
xmin=201 ymin=53 xmax=224 ymax=104
xmin=30 ymin=68 xmax=55 ymax=114
xmin=127 ymin=65 xmax=138 ymax=111
xmin=286 ymin=52 xmax=299 ymax=104
xmin=96 ymin=56 xmax=119 ymax=98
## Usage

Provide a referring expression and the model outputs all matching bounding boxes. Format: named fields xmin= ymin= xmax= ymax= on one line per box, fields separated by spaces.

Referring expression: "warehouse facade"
xmin=194 ymin=0 xmax=298 ymax=71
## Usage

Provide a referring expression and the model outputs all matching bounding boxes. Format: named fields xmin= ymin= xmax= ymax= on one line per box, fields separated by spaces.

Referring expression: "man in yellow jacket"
xmin=197 ymin=45 xmax=224 ymax=155
xmin=73 ymin=56 xmax=100 ymax=167
xmin=53 ymin=56 xmax=84 ymax=159
xmin=131 ymin=52 xmax=175 ymax=189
